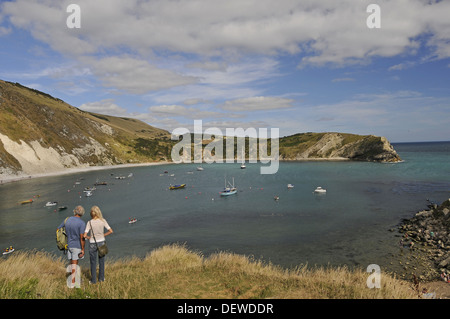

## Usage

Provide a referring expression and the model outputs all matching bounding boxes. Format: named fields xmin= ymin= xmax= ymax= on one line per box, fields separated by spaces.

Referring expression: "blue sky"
xmin=1 ymin=0 xmax=449 ymax=142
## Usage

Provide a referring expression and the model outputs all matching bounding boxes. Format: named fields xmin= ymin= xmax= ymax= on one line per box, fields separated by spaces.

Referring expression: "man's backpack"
xmin=56 ymin=217 xmax=69 ymax=251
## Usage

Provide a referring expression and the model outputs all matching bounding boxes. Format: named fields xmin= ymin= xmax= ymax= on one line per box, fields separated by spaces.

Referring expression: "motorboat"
xmin=314 ymin=187 xmax=327 ymax=194
xmin=240 ymin=149 xmax=246 ymax=169
xmin=45 ymin=201 xmax=58 ymax=207
xmin=287 ymin=184 xmax=294 ymax=189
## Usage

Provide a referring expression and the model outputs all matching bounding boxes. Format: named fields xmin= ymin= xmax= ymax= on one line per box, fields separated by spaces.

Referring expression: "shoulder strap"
xmin=89 ymin=221 xmax=98 ymax=245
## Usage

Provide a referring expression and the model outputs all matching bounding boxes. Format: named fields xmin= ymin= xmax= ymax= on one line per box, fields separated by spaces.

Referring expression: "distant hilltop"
xmin=279 ymin=132 xmax=402 ymax=163
xmin=0 ymin=80 xmax=401 ymax=178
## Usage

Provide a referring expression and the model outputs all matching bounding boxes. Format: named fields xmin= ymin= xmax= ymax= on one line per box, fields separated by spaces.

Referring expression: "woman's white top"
xmin=85 ymin=218 xmax=111 ymax=243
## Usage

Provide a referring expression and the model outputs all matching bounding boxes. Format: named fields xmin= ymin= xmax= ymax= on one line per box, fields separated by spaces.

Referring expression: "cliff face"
xmin=279 ymin=132 xmax=401 ymax=162
xmin=0 ymin=80 xmax=172 ymax=177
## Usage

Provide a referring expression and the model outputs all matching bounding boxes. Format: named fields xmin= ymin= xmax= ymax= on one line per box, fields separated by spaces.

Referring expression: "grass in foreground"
xmin=0 ymin=244 xmax=418 ymax=299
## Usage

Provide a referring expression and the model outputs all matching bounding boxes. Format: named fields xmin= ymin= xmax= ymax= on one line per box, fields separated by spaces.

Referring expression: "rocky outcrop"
xmin=280 ymin=132 xmax=402 ymax=163
xmin=397 ymin=199 xmax=450 ymax=281
xmin=338 ymin=135 xmax=402 ymax=162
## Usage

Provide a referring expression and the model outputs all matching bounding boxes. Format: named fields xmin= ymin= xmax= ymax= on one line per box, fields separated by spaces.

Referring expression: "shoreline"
xmin=0 ymin=161 xmax=173 ymax=185
xmin=0 ymin=157 xmax=403 ymax=185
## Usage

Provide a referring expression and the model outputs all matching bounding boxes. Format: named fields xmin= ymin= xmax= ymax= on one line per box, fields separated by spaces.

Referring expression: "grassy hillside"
xmin=0 ymin=80 xmax=173 ymax=172
xmin=0 ymin=244 xmax=418 ymax=299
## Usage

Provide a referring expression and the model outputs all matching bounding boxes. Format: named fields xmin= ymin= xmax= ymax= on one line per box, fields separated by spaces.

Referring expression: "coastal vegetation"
xmin=0 ymin=244 xmax=418 ymax=299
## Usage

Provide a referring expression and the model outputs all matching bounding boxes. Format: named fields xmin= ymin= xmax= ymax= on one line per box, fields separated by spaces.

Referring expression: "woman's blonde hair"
xmin=90 ymin=205 xmax=104 ymax=220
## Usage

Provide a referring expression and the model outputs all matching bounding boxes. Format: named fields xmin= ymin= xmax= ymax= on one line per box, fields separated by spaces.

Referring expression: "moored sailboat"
xmin=220 ymin=177 xmax=237 ymax=196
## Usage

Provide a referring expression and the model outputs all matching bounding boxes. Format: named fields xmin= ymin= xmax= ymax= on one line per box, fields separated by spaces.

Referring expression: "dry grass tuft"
xmin=0 ymin=245 xmax=418 ymax=299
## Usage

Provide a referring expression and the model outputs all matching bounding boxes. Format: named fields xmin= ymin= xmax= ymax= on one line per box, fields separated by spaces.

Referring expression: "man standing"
xmin=57 ymin=205 xmax=86 ymax=288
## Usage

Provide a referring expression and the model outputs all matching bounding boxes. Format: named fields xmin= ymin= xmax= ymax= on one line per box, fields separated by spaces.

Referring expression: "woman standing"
xmin=84 ymin=206 xmax=113 ymax=284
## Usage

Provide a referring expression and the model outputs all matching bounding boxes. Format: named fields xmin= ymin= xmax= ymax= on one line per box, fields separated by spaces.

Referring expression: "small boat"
xmin=45 ymin=201 xmax=58 ymax=207
xmin=128 ymin=173 xmax=133 ymax=178
xmin=20 ymin=199 xmax=33 ymax=205
xmin=58 ymin=206 xmax=68 ymax=211
xmin=84 ymin=187 xmax=96 ymax=192
xmin=240 ymin=149 xmax=246 ymax=169
xmin=314 ymin=187 xmax=326 ymax=194
xmin=274 ymin=196 xmax=280 ymax=201
xmin=128 ymin=218 xmax=137 ymax=224
xmin=115 ymin=176 xmax=126 ymax=180
xmin=3 ymin=247 xmax=14 ymax=255
xmin=220 ymin=187 xmax=237 ymax=196
xmin=197 ymin=166 xmax=204 ymax=171
xmin=169 ymin=184 xmax=186 ymax=190
xmin=85 ymin=191 xmax=93 ymax=197
xmin=287 ymin=184 xmax=294 ymax=189
xmin=94 ymin=181 xmax=108 ymax=186
xmin=220 ymin=177 xmax=237 ymax=196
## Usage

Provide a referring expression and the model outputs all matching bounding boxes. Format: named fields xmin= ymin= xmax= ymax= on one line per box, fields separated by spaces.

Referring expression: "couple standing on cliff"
xmin=57 ymin=205 xmax=113 ymax=288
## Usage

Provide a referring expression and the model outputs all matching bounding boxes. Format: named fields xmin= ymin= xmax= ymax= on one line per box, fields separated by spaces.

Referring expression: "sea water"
xmin=0 ymin=142 xmax=449 ymax=272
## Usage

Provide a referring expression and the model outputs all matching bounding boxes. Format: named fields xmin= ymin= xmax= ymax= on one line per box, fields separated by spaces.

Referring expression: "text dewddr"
xmin=177 ymin=302 xmax=274 ymax=316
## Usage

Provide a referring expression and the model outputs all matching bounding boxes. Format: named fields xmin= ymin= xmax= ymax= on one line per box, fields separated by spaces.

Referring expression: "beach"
xmin=0 ymin=161 xmax=172 ymax=185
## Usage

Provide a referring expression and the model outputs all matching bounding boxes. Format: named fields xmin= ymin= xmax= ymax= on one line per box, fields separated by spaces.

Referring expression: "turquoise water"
xmin=1 ymin=142 xmax=449 ymax=271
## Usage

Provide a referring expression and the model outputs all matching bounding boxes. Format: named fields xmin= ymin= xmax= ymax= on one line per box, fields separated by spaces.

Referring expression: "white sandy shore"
xmin=0 ymin=162 xmax=173 ymax=185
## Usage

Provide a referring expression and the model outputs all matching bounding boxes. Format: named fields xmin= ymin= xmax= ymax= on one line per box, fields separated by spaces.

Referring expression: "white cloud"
xmin=148 ymin=104 xmax=237 ymax=121
xmin=4 ymin=0 xmax=450 ymax=67
xmin=148 ymin=104 xmax=191 ymax=117
xmin=0 ymin=25 xmax=11 ymax=36
xmin=147 ymin=57 xmax=280 ymax=105
xmin=388 ymin=61 xmax=417 ymax=71
xmin=79 ymin=99 xmax=128 ymax=115
xmin=186 ymin=61 xmax=228 ymax=71
xmin=84 ymin=56 xmax=198 ymax=94
xmin=182 ymin=98 xmax=211 ymax=105
xmin=1 ymin=64 xmax=91 ymax=80
xmin=220 ymin=96 xmax=294 ymax=112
